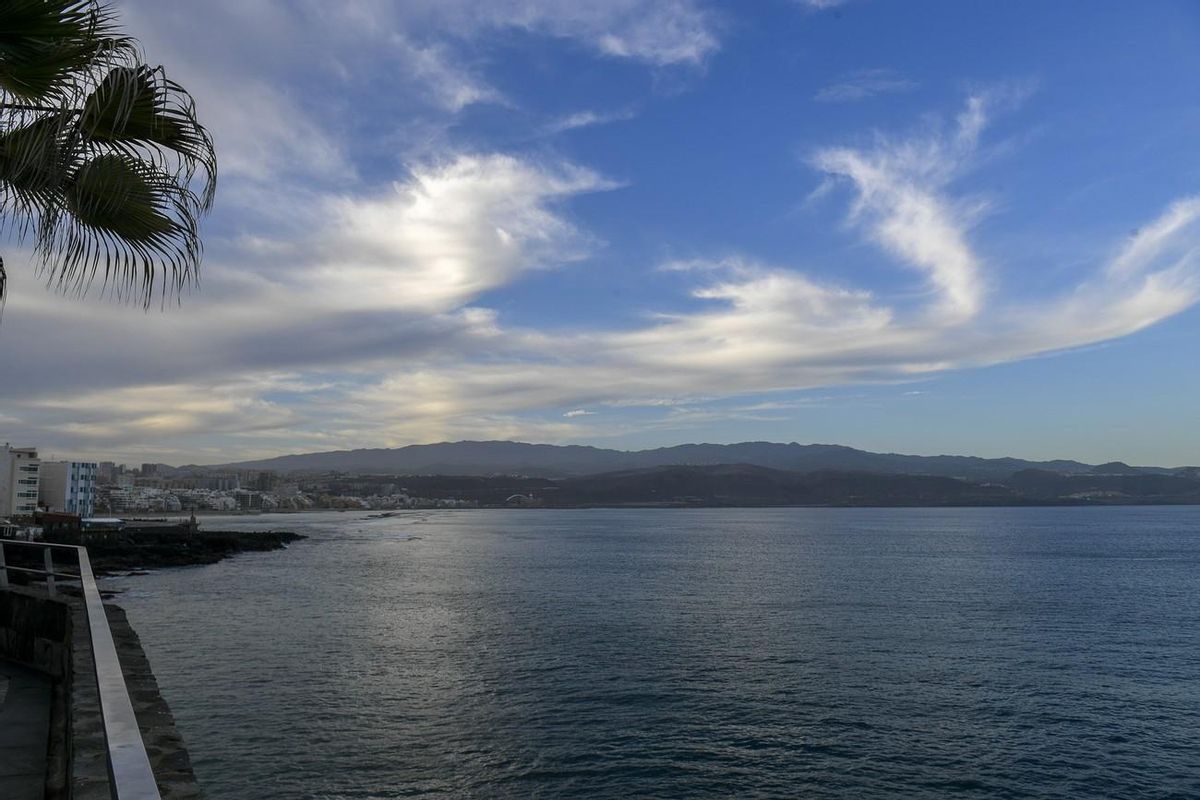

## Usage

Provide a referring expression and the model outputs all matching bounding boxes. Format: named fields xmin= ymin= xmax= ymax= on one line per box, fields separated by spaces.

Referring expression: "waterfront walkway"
xmin=0 ymin=659 xmax=51 ymax=800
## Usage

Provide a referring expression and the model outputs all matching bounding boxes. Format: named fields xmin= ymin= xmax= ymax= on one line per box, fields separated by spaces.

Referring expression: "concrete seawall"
xmin=0 ymin=587 xmax=203 ymax=799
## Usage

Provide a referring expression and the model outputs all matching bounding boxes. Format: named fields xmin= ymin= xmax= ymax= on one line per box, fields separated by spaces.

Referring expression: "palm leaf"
xmin=39 ymin=152 xmax=202 ymax=304
xmin=0 ymin=0 xmax=215 ymax=307
xmin=80 ymin=65 xmax=216 ymax=208
xmin=0 ymin=112 xmax=74 ymax=241
xmin=0 ymin=0 xmax=133 ymax=103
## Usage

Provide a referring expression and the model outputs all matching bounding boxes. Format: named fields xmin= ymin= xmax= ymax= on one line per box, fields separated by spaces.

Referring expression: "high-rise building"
xmin=39 ymin=460 xmax=99 ymax=517
xmin=0 ymin=444 xmax=41 ymax=519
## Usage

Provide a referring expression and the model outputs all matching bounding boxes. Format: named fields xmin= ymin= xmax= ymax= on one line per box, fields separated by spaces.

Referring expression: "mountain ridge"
xmin=200 ymin=440 xmax=1196 ymax=481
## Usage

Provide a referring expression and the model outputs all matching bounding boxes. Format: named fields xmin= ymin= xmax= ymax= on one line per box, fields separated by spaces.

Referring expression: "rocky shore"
xmin=82 ymin=528 xmax=305 ymax=575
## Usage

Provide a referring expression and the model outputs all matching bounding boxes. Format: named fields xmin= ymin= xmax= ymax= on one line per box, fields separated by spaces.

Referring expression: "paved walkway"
xmin=0 ymin=660 xmax=50 ymax=800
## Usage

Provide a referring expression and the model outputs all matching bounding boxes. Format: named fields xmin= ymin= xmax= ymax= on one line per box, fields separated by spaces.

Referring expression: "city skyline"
xmin=1 ymin=1 xmax=1199 ymax=465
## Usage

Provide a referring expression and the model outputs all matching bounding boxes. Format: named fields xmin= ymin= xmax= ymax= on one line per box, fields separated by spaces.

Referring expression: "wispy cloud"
xmin=120 ymin=0 xmax=714 ymax=185
xmin=413 ymin=0 xmax=720 ymax=67
xmin=815 ymin=68 xmax=918 ymax=103
xmin=542 ymin=108 xmax=638 ymax=135
xmin=397 ymin=40 xmax=505 ymax=112
xmin=5 ymin=80 xmax=1200 ymax=462
xmin=811 ymin=95 xmax=990 ymax=322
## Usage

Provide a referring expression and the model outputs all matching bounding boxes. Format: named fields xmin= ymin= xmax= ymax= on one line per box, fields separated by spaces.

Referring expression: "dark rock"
xmin=76 ymin=528 xmax=306 ymax=576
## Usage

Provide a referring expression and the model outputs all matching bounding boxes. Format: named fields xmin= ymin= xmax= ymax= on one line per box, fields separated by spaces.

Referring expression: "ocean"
xmin=113 ymin=507 xmax=1200 ymax=798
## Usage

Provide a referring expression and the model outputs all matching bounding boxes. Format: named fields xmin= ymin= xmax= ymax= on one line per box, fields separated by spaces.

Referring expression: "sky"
xmin=2 ymin=0 xmax=1200 ymax=466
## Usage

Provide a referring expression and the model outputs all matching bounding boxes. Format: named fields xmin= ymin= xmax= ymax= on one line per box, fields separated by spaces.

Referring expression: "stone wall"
xmin=69 ymin=600 xmax=206 ymax=800
xmin=0 ymin=587 xmax=72 ymax=798
xmin=1 ymin=587 xmax=204 ymax=799
xmin=106 ymin=604 xmax=204 ymax=799
xmin=0 ymin=587 xmax=71 ymax=678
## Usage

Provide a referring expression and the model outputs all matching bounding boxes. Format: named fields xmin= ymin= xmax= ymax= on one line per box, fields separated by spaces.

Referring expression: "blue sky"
xmin=2 ymin=0 xmax=1199 ymax=466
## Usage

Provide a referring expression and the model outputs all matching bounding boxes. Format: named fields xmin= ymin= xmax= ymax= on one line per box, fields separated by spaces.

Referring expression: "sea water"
xmin=114 ymin=507 xmax=1200 ymax=798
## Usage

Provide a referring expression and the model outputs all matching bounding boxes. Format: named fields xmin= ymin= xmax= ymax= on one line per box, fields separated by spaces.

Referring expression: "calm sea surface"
xmin=113 ymin=507 xmax=1200 ymax=799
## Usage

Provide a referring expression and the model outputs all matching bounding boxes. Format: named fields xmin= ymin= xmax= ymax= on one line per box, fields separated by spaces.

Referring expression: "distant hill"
xmin=1004 ymin=469 xmax=1200 ymax=501
xmin=319 ymin=463 xmax=1200 ymax=507
xmin=547 ymin=464 xmax=1021 ymax=507
xmin=208 ymin=439 xmax=1195 ymax=481
xmin=1089 ymin=461 xmax=1143 ymax=475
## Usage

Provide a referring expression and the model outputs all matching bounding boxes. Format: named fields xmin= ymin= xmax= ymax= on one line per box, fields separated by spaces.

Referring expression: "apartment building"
xmin=0 ymin=444 xmax=41 ymax=519
xmin=40 ymin=460 xmax=100 ymax=517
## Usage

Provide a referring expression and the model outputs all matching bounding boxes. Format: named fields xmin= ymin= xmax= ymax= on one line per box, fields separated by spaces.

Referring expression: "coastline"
xmin=83 ymin=528 xmax=305 ymax=576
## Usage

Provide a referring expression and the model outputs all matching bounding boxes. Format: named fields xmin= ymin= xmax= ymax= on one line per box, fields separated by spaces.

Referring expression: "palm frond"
xmin=0 ymin=0 xmax=215 ymax=309
xmin=40 ymin=152 xmax=202 ymax=304
xmin=0 ymin=111 xmax=73 ymax=189
xmin=0 ymin=112 xmax=75 ymax=244
xmin=80 ymin=65 xmax=216 ymax=208
xmin=0 ymin=0 xmax=134 ymax=103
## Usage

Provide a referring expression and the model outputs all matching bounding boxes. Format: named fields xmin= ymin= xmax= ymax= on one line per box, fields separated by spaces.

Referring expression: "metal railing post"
xmin=43 ymin=547 xmax=56 ymax=596
xmin=0 ymin=542 xmax=7 ymax=590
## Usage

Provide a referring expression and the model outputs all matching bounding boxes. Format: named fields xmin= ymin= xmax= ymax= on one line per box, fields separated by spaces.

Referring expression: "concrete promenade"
xmin=0 ymin=660 xmax=52 ymax=800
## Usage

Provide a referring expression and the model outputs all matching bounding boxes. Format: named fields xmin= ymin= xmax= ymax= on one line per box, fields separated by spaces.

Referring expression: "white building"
xmin=0 ymin=444 xmax=41 ymax=519
xmin=39 ymin=460 xmax=99 ymax=517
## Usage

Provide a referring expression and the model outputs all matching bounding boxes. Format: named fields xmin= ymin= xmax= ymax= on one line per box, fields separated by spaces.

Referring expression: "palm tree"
xmin=0 ymin=0 xmax=215 ymax=309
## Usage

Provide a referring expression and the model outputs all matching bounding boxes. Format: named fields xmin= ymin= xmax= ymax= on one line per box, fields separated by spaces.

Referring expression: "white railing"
xmin=0 ymin=539 xmax=162 ymax=800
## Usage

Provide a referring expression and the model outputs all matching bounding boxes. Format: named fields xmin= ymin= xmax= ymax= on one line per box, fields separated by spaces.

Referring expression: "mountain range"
xmin=214 ymin=463 xmax=1200 ymax=507
xmin=203 ymin=440 xmax=1197 ymax=481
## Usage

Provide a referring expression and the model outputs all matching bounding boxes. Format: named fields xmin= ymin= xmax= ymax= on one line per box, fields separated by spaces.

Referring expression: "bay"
xmin=114 ymin=507 xmax=1200 ymax=798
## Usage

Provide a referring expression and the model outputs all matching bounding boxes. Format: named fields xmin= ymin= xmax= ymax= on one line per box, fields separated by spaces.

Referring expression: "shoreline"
xmin=141 ymin=499 xmax=1200 ymax=520
xmin=83 ymin=528 xmax=306 ymax=576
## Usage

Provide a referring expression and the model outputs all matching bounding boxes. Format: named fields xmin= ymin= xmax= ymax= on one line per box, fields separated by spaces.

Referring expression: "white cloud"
xmin=6 ymin=91 xmax=1200 ymax=462
xmin=393 ymin=39 xmax=505 ymax=112
xmin=282 ymin=97 xmax=1200 ymax=447
xmin=812 ymin=96 xmax=991 ymax=322
xmin=542 ymin=108 xmax=638 ymax=135
xmin=815 ymin=69 xmax=917 ymax=103
xmin=120 ymin=0 xmax=710 ymax=192
xmin=295 ymin=154 xmax=619 ymax=313
xmin=338 ymin=185 xmax=1199 ymax=429
xmin=611 ymin=262 xmax=893 ymax=374
xmin=120 ymin=2 xmax=352 ymax=185
xmin=449 ymin=0 xmax=720 ymax=66
xmin=204 ymin=82 xmax=352 ymax=184
xmin=590 ymin=2 xmax=718 ymax=65
xmin=1107 ymin=197 xmax=1200 ymax=281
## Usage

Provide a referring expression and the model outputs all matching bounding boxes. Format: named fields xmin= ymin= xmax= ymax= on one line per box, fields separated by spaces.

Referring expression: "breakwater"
xmin=70 ymin=528 xmax=305 ymax=575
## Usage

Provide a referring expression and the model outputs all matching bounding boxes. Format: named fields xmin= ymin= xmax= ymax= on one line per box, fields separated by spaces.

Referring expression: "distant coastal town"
xmin=1 ymin=443 xmax=474 ymax=535
xmin=7 ymin=441 xmax=1200 ymax=535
